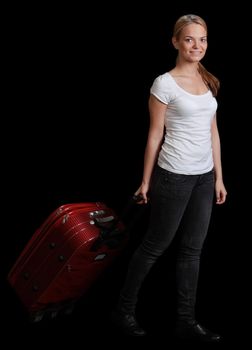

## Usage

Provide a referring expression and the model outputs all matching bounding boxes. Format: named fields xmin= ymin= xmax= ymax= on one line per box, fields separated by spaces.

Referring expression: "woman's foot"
xmin=175 ymin=320 xmax=222 ymax=342
xmin=111 ymin=310 xmax=147 ymax=336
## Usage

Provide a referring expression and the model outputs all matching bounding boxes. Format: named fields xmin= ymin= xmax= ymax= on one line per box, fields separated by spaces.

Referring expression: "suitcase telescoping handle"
xmin=93 ymin=194 xmax=143 ymax=235
xmin=121 ymin=193 xmax=146 ymax=232
xmin=91 ymin=194 xmax=146 ymax=250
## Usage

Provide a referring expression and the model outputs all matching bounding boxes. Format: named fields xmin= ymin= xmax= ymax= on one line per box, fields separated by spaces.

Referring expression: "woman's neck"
xmin=172 ymin=62 xmax=200 ymax=77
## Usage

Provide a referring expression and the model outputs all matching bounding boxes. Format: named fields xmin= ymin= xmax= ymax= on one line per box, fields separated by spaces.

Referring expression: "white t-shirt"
xmin=150 ymin=72 xmax=218 ymax=175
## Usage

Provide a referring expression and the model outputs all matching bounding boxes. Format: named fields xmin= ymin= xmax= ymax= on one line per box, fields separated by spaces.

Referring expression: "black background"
xmin=3 ymin=2 xmax=249 ymax=347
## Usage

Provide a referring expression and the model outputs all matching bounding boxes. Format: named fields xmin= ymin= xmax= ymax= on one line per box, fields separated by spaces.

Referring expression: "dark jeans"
xmin=118 ymin=165 xmax=215 ymax=323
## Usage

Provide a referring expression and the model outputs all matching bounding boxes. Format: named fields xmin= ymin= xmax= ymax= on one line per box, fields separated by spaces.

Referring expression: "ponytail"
xmin=198 ymin=63 xmax=220 ymax=96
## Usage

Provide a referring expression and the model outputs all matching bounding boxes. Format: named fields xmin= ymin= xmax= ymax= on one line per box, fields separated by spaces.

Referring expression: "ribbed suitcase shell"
xmin=8 ymin=202 xmax=127 ymax=320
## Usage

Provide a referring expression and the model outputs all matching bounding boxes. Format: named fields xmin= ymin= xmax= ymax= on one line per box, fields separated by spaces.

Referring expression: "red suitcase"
xmin=8 ymin=201 xmax=128 ymax=322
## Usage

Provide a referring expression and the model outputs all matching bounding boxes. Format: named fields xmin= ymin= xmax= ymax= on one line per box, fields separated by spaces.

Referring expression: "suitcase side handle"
xmin=94 ymin=216 xmax=115 ymax=224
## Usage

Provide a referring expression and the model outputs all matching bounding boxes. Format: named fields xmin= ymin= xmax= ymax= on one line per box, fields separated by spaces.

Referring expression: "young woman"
xmin=112 ymin=14 xmax=227 ymax=342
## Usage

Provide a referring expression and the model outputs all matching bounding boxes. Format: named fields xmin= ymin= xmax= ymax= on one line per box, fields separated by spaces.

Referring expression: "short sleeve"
xmin=150 ymin=74 xmax=175 ymax=104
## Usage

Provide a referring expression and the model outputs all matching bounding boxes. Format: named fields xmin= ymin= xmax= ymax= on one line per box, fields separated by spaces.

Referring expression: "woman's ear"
xmin=172 ymin=36 xmax=178 ymax=49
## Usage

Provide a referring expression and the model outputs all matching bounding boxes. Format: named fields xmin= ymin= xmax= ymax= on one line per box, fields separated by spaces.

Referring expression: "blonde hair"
xmin=173 ymin=14 xmax=220 ymax=96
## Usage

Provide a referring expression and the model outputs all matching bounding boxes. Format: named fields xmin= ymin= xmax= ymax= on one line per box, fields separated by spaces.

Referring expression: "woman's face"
xmin=173 ymin=23 xmax=208 ymax=63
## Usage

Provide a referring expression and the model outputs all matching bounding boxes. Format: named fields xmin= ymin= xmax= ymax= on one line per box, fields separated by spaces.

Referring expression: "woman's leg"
xmin=118 ymin=166 xmax=196 ymax=314
xmin=175 ymin=170 xmax=215 ymax=323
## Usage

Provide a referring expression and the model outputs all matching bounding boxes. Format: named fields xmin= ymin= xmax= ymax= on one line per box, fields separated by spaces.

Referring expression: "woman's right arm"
xmin=135 ymin=94 xmax=167 ymax=203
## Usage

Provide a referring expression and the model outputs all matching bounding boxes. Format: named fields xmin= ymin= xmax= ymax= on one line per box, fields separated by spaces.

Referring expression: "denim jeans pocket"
xmin=151 ymin=166 xmax=192 ymax=199
xmin=163 ymin=171 xmax=187 ymax=184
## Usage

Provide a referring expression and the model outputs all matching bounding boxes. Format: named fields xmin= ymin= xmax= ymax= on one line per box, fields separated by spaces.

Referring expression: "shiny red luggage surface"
xmin=8 ymin=202 xmax=127 ymax=321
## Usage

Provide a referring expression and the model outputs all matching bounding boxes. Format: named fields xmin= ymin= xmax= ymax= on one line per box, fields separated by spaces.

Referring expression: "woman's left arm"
xmin=211 ymin=114 xmax=228 ymax=204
